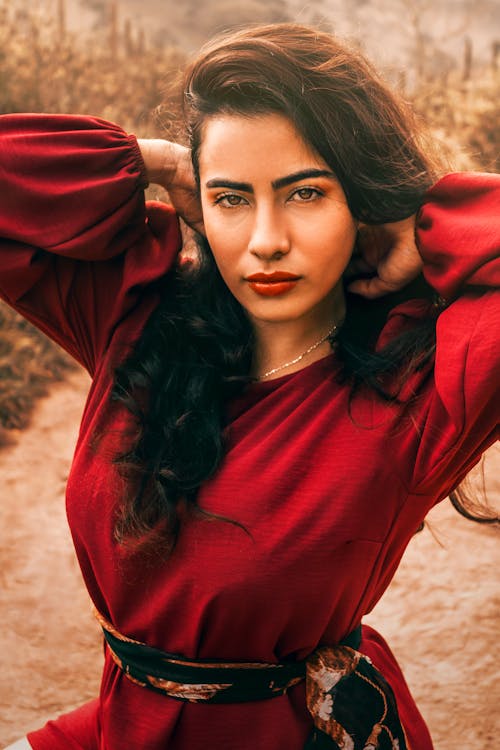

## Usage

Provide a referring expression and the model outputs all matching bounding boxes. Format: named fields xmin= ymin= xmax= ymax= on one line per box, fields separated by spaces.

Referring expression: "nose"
xmin=247 ymin=205 xmax=290 ymax=261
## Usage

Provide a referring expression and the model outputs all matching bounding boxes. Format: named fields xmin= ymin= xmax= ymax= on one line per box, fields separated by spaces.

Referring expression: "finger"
xmin=347 ymin=276 xmax=403 ymax=299
xmin=345 ymin=256 xmax=376 ymax=277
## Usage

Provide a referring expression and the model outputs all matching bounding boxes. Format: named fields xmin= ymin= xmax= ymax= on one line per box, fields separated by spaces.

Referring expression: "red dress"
xmin=0 ymin=115 xmax=498 ymax=750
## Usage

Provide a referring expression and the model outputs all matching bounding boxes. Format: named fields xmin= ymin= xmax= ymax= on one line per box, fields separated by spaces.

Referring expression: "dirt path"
xmin=0 ymin=370 xmax=498 ymax=748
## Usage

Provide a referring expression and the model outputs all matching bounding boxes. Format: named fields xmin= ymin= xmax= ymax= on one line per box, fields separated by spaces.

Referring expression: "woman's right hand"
xmin=138 ymin=139 xmax=205 ymax=235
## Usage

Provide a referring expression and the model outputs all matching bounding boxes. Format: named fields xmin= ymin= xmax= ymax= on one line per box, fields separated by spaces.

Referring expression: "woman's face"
xmin=198 ymin=113 xmax=358 ymax=330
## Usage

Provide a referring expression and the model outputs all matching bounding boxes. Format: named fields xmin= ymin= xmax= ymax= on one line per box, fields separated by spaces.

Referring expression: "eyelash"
xmin=291 ymin=187 xmax=323 ymax=202
xmin=213 ymin=186 xmax=323 ymax=208
xmin=214 ymin=193 xmax=246 ymax=208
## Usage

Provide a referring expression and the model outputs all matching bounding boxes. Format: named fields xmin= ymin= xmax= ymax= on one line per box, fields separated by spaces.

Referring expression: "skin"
xmin=198 ymin=113 xmax=359 ymax=378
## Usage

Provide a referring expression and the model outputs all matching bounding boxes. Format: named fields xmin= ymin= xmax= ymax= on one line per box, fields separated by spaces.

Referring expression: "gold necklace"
xmin=258 ymin=324 xmax=338 ymax=380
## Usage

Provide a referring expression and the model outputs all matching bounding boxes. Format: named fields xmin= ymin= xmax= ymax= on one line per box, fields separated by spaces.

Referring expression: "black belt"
xmin=99 ymin=612 xmax=361 ymax=703
xmin=94 ymin=608 xmax=408 ymax=749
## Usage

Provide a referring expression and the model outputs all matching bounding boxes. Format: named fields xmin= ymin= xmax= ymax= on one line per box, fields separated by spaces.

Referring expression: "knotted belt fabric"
xmin=94 ymin=608 xmax=409 ymax=749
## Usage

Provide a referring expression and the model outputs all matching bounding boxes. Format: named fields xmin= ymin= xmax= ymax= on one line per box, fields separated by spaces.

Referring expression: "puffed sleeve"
xmin=0 ymin=114 xmax=181 ymax=375
xmin=409 ymin=172 xmax=499 ymax=497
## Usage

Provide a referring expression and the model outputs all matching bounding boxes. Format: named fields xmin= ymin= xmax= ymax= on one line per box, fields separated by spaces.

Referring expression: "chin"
xmin=248 ymin=306 xmax=314 ymax=325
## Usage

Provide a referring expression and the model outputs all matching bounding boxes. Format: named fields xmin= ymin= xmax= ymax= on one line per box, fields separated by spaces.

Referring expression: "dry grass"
xmin=0 ymin=1 xmax=497 ymax=436
xmin=0 ymin=305 xmax=76 ymax=442
xmin=0 ymin=2 xmax=186 ymax=136
xmin=411 ymin=69 xmax=500 ymax=172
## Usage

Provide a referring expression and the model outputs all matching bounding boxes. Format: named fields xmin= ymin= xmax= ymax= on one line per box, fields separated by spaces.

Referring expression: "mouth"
xmin=246 ymin=272 xmax=301 ymax=282
xmin=245 ymin=272 xmax=301 ymax=297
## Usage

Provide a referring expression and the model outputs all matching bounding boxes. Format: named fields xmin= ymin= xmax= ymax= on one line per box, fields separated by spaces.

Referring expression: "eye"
xmin=290 ymin=187 xmax=323 ymax=202
xmin=214 ymin=193 xmax=248 ymax=208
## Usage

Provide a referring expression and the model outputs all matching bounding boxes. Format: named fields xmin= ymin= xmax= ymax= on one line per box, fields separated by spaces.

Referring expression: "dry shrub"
xmin=412 ymin=69 xmax=500 ymax=171
xmin=0 ymin=2 xmax=185 ymax=136
xmin=0 ymin=302 xmax=77 ymax=432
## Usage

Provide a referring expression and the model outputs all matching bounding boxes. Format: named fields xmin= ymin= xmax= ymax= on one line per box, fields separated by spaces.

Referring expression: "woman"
xmin=1 ymin=23 xmax=498 ymax=750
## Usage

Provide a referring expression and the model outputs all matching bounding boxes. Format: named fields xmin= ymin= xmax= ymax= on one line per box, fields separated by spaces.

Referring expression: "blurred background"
xmin=0 ymin=1 xmax=498 ymax=747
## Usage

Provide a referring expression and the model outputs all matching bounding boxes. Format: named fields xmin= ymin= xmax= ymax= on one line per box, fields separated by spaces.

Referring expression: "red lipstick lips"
xmin=246 ymin=271 xmax=301 ymax=297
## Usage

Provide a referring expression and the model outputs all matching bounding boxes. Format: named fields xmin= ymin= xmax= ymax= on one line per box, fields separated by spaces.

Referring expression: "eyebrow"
xmin=205 ymin=168 xmax=336 ymax=192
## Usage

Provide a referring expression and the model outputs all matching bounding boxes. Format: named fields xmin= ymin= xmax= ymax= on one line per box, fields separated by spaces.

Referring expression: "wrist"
xmin=137 ymin=139 xmax=179 ymax=187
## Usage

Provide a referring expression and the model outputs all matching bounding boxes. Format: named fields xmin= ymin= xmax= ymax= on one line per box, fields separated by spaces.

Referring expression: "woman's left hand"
xmin=346 ymin=215 xmax=423 ymax=299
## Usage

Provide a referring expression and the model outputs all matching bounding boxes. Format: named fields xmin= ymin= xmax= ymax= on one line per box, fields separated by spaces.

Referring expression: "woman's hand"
xmin=138 ymin=139 xmax=205 ymax=234
xmin=346 ymin=215 xmax=423 ymax=299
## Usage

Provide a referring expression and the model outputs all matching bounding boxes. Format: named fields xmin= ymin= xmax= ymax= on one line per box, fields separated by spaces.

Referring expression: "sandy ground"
xmin=0 ymin=369 xmax=498 ymax=748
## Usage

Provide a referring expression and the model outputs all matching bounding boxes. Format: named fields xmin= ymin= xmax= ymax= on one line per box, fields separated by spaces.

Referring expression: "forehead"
xmin=198 ymin=112 xmax=328 ymax=180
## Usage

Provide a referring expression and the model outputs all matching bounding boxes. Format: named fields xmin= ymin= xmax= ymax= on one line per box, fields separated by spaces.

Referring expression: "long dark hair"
xmin=111 ymin=24 xmax=492 ymax=551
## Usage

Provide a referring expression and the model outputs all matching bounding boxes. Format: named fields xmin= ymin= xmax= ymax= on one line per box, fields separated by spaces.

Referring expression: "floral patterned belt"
xmin=94 ymin=608 xmax=409 ymax=749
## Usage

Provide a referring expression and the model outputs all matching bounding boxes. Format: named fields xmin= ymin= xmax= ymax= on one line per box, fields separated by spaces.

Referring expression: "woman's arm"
xmin=400 ymin=173 xmax=499 ymax=497
xmin=416 ymin=172 xmax=500 ymax=298
xmin=0 ymin=114 xmax=148 ymax=257
xmin=347 ymin=172 xmax=500 ymax=300
xmin=0 ymin=114 xmax=182 ymax=374
xmin=137 ymin=139 xmax=204 ymax=234
xmin=348 ymin=172 xmax=499 ymax=500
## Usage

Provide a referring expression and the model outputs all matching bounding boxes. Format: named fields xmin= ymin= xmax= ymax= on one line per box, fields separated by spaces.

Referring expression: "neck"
xmin=251 ymin=289 xmax=345 ymax=380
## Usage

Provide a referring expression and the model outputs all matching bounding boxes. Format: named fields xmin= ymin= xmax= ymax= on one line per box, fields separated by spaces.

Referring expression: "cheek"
xmin=316 ymin=217 xmax=357 ymax=273
xmin=339 ymin=213 xmax=358 ymax=253
xmin=203 ymin=219 xmax=248 ymax=285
